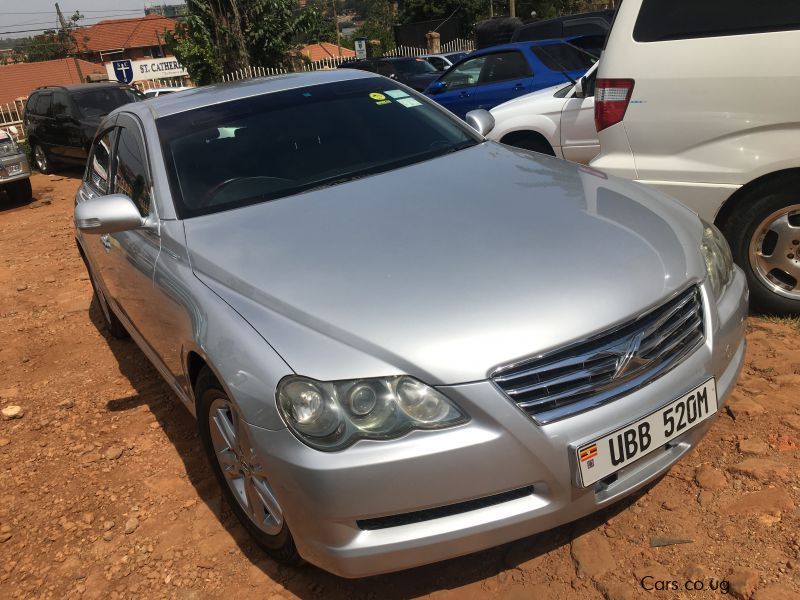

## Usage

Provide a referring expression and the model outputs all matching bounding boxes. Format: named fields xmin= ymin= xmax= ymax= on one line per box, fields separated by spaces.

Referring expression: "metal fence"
xmin=0 ymin=100 xmax=25 ymax=142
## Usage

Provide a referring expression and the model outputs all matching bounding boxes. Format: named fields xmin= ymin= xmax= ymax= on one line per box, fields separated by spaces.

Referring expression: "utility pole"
xmin=509 ymin=0 xmax=516 ymax=18
xmin=56 ymin=3 xmax=84 ymax=82
xmin=489 ymin=0 xmax=493 ymax=18
xmin=331 ymin=0 xmax=341 ymax=57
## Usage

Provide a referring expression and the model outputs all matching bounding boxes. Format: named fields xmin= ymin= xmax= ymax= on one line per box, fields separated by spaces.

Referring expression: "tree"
xmin=351 ymin=0 xmax=394 ymax=55
xmin=398 ymin=0 xmax=488 ymax=35
xmin=166 ymin=0 xmax=336 ymax=84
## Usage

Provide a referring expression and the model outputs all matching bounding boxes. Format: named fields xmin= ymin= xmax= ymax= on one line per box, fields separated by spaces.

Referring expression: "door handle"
xmin=458 ymin=91 xmax=470 ymax=98
xmin=512 ymin=83 xmax=525 ymax=91
xmin=100 ymin=234 xmax=111 ymax=251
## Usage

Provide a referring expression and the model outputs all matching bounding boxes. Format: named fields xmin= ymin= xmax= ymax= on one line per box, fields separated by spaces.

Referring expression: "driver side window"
xmin=87 ymin=129 xmax=116 ymax=195
xmin=440 ymin=55 xmax=488 ymax=91
xmin=115 ymin=126 xmax=152 ymax=218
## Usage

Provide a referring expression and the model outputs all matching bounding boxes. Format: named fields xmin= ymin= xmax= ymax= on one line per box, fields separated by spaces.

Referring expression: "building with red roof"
xmin=74 ymin=14 xmax=178 ymax=63
xmin=299 ymin=42 xmax=356 ymax=62
xmin=0 ymin=58 xmax=106 ymax=106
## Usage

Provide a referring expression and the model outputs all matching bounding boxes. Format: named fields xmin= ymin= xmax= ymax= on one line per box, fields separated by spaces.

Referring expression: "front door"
xmin=430 ymin=54 xmax=489 ymax=119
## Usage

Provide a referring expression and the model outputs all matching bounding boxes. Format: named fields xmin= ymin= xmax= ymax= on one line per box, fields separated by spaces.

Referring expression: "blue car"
xmin=425 ymin=38 xmax=595 ymax=119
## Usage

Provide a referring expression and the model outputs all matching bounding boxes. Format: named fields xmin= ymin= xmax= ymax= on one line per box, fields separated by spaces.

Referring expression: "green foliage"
xmin=166 ymin=0 xmax=342 ymax=83
xmin=351 ymin=0 xmax=394 ymax=55
xmin=399 ymin=0 xmax=489 ymax=35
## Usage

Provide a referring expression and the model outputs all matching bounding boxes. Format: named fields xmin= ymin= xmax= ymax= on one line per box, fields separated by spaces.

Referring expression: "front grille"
xmin=356 ymin=486 xmax=534 ymax=531
xmin=492 ymin=285 xmax=705 ymax=424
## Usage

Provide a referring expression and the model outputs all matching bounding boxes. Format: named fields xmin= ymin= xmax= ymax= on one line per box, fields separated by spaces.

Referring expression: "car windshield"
xmin=392 ymin=58 xmax=438 ymax=75
xmin=74 ymin=87 xmax=142 ymax=118
xmin=157 ymin=77 xmax=479 ymax=218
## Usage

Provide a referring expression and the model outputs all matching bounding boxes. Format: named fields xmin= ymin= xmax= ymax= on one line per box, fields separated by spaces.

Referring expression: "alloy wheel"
xmin=208 ymin=397 xmax=284 ymax=535
xmin=748 ymin=204 xmax=800 ymax=300
xmin=34 ymin=145 xmax=47 ymax=172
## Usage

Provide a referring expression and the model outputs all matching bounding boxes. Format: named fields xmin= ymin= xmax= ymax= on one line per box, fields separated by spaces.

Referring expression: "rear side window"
xmin=479 ymin=51 xmax=532 ymax=83
xmin=531 ymin=43 xmax=595 ymax=71
xmin=35 ymin=94 xmax=51 ymax=116
xmin=51 ymin=92 xmax=70 ymax=117
xmin=634 ymin=0 xmax=800 ymax=42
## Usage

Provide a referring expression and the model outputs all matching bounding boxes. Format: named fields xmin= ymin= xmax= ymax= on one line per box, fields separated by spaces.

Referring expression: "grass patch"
xmin=759 ymin=314 xmax=800 ymax=330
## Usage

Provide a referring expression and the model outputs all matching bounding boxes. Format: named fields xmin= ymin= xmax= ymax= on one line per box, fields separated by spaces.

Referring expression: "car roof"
xmin=471 ymin=36 xmax=584 ymax=54
xmin=116 ymin=69 xmax=380 ymax=120
xmin=32 ymin=82 xmax=132 ymax=94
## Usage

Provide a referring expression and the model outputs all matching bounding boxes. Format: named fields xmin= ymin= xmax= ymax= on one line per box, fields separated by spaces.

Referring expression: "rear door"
xmin=472 ymin=50 xmax=535 ymax=111
xmin=49 ymin=92 xmax=83 ymax=160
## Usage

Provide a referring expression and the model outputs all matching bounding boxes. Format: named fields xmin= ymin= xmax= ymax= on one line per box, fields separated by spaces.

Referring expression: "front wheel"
xmin=32 ymin=143 xmax=52 ymax=174
xmin=196 ymin=368 xmax=302 ymax=565
xmin=721 ymin=177 xmax=800 ymax=315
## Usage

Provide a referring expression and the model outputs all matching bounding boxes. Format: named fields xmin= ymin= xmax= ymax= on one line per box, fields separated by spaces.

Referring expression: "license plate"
xmin=7 ymin=164 xmax=20 ymax=174
xmin=575 ymin=379 xmax=717 ymax=487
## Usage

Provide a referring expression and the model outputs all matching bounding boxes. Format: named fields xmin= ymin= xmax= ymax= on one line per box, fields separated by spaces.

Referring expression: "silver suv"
xmin=0 ymin=129 xmax=31 ymax=202
xmin=74 ymin=69 xmax=747 ymax=577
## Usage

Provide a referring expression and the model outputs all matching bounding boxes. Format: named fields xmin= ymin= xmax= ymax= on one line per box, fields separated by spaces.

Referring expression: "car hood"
xmin=185 ymin=142 xmax=705 ymax=385
xmin=493 ymin=83 xmax=570 ymax=112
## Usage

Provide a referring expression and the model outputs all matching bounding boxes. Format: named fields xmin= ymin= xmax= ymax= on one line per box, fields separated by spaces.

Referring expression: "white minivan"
xmin=592 ymin=0 xmax=800 ymax=314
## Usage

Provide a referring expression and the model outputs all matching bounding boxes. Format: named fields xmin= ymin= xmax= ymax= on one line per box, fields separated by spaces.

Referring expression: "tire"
xmin=31 ymin=142 xmax=52 ymax=174
xmin=501 ymin=132 xmax=555 ymax=156
xmin=77 ymin=243 xmax=129 ymax=339
xmin=196 ymin=367 xmax=302 ymax=566
xmin=7 ymin=178 xmax=32 ymax=202
xmin=720 ymin=176 xmax=800 ymax=315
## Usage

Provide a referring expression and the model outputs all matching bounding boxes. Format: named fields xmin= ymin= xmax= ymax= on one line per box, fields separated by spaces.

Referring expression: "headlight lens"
xmin=700 ymin=220 xmax=734 ymax=300
xmin=277 ymin=375 xmax=468 ymax=451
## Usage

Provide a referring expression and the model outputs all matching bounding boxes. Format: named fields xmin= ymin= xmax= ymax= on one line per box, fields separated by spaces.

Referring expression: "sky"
xmin=0 ymin=2 xmax=155 ymax=38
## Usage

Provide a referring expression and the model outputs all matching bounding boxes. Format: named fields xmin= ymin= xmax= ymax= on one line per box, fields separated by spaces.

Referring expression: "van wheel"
xmin=721 ymin=178 xmax=800 ymax=315
xmin=196 ymin=367 xmax=303 ymax=566
xmin=32 ymin=143 xmax=52 ymax=174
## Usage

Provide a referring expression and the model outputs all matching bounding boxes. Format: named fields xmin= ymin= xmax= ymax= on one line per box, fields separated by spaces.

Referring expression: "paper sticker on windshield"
xmin=397 ymin=97 xmax=422 ymax=108
xmin=386 ymin=89 xmax=409 ymax=99
xmin=369 ymin=92 xmax=386 ymax=101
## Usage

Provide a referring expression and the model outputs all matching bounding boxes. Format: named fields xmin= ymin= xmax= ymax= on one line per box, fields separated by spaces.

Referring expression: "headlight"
xmin=277 ymin=375 xmax=468 ymax=451
xmin=700 ymin=220 xmax=734 ymax=300
xmin=0 ymin=139 xmax=17 ymax=157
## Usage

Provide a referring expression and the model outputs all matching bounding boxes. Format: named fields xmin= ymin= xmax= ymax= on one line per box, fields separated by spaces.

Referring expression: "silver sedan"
xmin=73 ymin=69 xmax=747 ymax=578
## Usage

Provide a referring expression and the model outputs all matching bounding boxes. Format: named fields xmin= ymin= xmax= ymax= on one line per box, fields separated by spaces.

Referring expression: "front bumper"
xmin=247 ymin=271 xmax=748 ymax=578
xmin=0 ymin=152 xmax=31 ymax=184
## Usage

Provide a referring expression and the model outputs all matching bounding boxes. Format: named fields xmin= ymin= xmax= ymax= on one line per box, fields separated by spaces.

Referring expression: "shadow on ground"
xmin=89 ymin=295 xmax=652 ymax=599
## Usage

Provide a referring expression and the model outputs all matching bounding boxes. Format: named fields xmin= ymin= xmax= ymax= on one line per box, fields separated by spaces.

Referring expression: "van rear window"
xmin=634 ymin=0 xmax=800 ymax=42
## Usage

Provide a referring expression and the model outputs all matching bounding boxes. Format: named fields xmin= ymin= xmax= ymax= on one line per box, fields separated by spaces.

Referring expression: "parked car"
xmin=0 ymin=128 xmax=31 ymax=202
xmin=24 ymin=82 xmax=143 ymax=174
xmin=143 ymin=86 xmax=192 ymax=98
xmin=592 ymin=0 xmax=800 ymax=314
xmin=511 ymin=11 xmax=614 ymax=45
xmin=420 ymin=52 xmax=468 ymax=71
xmin=337 ymin=56 xmax=440 ymax=91
xmin=425 ymin=38 xmax=594 ymax=119
xmin=74 ymin=69 xmax=746 ymax=578
xmin=480 ymin=61 xmax=598 ymax=161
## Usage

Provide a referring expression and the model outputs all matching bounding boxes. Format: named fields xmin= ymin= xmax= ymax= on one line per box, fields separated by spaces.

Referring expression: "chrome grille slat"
xmin=492 ymin=286 xmax=705 ymax=424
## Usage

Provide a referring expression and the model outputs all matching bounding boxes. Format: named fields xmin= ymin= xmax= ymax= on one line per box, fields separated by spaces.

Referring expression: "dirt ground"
xmin=0 ymin=173 xmax=799 ymax=600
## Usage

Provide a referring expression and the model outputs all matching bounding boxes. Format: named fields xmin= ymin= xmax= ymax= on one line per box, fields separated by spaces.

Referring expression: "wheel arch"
xmin=714 ymin=167 xmax=800 ymax=229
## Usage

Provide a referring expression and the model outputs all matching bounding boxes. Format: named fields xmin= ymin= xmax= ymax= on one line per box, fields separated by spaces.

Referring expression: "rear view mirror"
xmin=465 ymin=109 xmax=495 ymax=137
xmin=75 ymin=194 xmax=145 ymax=234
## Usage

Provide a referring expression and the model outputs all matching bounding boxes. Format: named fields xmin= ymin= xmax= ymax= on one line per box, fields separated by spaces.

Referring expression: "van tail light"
xmin=594 ymin=79 xmax=635 ymax=132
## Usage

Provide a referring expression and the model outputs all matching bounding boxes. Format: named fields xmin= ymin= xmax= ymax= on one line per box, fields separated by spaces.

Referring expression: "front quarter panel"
xmin=152 ymin=220 xmax=294 ymax=430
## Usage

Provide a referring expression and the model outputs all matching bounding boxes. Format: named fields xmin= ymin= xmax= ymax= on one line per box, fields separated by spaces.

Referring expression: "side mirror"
xmin=465 ymin=109 xmax=495 ymax=137
xmin=574 ymin=76 xmax=586 ymax=99
xmin=75 ymin=194 xmax=144 ymax=234
xmin=428 ymin=80 xmax=448 ymax=94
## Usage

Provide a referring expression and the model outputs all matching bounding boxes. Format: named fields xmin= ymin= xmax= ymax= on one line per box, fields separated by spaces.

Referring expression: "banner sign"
xmin=106 ymin=57 xmax=188 ymax=83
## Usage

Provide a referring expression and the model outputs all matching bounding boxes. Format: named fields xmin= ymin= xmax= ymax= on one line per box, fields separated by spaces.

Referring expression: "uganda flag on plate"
xmin=579 ymin=443 xmax=598 ymax=462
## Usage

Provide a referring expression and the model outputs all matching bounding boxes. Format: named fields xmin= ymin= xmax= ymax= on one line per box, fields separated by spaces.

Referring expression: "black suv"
xmin=24 ymin=83 xmax=143 ymax=173
xmin=337 ymin=57 xmax=440 ymax=91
